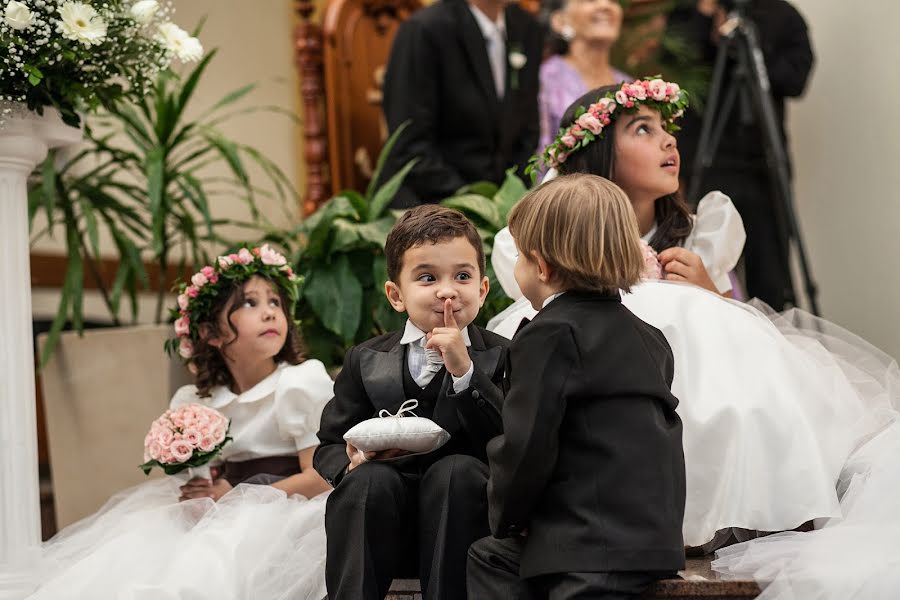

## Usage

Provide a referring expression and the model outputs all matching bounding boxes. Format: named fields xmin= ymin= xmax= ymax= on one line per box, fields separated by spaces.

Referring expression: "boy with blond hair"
xmin=468 ymin=174 xmax=686 ymax=599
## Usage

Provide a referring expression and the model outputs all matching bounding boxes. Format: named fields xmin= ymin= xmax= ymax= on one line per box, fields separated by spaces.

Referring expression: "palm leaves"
xmin=30 ymin=50 xmax=297 ymax=364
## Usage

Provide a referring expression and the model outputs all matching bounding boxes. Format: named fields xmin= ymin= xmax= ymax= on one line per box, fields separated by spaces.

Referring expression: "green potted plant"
xmin=289 ymin=127 xmax=529 ymax=366
xmin=30 ymin=49 xmax=297 ymax=363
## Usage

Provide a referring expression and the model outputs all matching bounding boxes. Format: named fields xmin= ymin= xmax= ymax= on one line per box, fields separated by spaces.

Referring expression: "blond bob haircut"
xmin=508 ymin=173 xmax=645 ymax=294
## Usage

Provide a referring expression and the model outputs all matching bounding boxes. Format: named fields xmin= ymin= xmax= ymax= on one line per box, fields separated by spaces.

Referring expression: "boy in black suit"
xmin=379 ymin=0 xmax=543 ymax=207
xmin=314 ymin=205 xmax=509 ymax=600
xmin=467 ymin=174 xmax=686 ymax=599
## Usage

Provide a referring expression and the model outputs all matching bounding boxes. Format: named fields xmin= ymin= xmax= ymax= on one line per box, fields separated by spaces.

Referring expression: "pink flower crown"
xmin=527 ymin=78 xmax=689 ymax=179
xmin=164 ymin=244 xmax=301 ymax=363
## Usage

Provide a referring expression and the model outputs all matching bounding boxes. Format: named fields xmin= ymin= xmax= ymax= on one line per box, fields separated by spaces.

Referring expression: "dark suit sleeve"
xmin=382 ymin=19 xmax=467 ymax=200
xmin=763 ymin=3 xmax=814 ymax=98
xmin=313 ymin=346 xmax=372 ymax=487
xmin=486 ymin=322 xmax=578 ymax=537
xmin=448 ymin=360 xmax=505 ymax=451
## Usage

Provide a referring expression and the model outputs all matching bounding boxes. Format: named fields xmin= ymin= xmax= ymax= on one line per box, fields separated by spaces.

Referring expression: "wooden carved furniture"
xmin=294 ymin=0 xmax=422 ymax=215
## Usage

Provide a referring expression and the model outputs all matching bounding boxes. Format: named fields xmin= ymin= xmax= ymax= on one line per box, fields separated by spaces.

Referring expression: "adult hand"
xmin=425 ymin=299 xmax=472 ymax=377
xmin=657 ymin=247 xmax=719 ymax=294
xmin=179 ymin=476 xmax=233 ymax=502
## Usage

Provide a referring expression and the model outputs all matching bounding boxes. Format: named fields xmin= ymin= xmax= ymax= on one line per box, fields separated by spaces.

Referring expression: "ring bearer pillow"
xmin=343 ymin=400 xmax=450 ymax=454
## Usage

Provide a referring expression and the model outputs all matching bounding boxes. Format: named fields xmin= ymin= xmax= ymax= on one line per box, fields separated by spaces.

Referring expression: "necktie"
xmin=486 ymin=27 xmax=506 ymax=99
xmin=419 ymin=346 xmax=444 ymax=385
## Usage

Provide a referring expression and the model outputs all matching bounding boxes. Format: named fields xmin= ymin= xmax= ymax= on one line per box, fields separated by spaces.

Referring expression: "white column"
xmin=0 ymin=106 xmax=80 ymax=599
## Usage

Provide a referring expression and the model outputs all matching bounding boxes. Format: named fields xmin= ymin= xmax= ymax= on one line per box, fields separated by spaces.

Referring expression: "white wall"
xmin=787 ymin=1 xmax=900 ymax=360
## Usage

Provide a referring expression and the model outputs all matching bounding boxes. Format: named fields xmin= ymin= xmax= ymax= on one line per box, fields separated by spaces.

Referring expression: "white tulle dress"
xmin=488 ymin=192 xmax=900 ymax=549
xmin=28 ymin=361 xmax=335 ymax=600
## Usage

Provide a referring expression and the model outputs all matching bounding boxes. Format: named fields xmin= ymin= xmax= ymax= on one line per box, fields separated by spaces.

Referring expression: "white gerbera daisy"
xmin=56 ymin=2 xmax=108 ymax=47
xmin=156 ymin=22 xmax=203 ymax=62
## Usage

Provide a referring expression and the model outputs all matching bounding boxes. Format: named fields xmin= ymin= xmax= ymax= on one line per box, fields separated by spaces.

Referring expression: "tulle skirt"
xmin=712 ymin=418 xmax=900 ymax=599
xmin=488 ymin=281 xmax=899 ymax=547
xmin=28 ymin=478 xmax=329 ymax=600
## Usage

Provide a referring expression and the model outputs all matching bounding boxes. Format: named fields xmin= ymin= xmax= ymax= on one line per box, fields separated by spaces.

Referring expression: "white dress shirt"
xmin=468 ymin=3 xmax=506 ymax=99
xmin=399 ymin=319 xmax=475 ymax=392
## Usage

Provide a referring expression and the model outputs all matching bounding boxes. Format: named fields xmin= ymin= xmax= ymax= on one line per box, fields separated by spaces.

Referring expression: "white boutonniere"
xmin=508 ymin=46 xmax=527 ymax=91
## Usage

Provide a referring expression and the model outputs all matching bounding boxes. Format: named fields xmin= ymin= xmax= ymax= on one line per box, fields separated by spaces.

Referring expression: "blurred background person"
xmin=668 ymin=0 xmax=814 ymax=310
xmin=537 ymin=0 xmax=631 ymax=151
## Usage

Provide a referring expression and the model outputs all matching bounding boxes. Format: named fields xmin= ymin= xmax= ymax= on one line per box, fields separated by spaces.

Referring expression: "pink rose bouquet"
xmin=140 ymin=404 xmax=231 ymax=476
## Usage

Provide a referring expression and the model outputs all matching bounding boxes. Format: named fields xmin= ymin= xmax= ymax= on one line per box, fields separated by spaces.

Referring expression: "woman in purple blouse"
xmin=538 ymin=0 xmax=632 ymax=152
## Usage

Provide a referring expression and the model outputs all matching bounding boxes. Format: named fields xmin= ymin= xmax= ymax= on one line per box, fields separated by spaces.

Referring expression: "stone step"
xmin=386 ymin=558 xmax=760 ymax=600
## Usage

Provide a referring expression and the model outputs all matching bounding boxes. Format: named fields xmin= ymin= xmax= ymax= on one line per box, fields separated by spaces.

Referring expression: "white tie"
xmin=419 ymin=346 xmax=444 ymax=385
xmin=486 ymin=27 xmax=506 ymax=99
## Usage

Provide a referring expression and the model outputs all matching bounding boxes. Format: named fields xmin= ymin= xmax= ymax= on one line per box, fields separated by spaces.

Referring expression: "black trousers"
xmin=324 ymin=454 xmax=490 ymax=600
xmin=467 ymin=536 xmax=675 ymax=600
xmin=699 ymin=167 xmax=792 ymax=310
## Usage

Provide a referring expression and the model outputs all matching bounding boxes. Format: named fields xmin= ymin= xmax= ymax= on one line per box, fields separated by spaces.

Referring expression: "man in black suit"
xmin=315 ymin=205 xmax=509 ymax=600
xmin=379 ymin=0 xmax=543 ymax=207
xmin=670 ymin=0 xmax=814 ymax=310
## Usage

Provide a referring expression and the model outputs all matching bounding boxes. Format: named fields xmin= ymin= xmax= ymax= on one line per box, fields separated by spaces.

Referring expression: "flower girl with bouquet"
xmin=29 ymin=244 xmax=334 ymax=600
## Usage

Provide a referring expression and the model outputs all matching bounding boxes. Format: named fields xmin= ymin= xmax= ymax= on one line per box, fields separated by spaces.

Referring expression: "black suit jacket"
xmin=487 ymin=291 xmax=686 ymax=577
xmin=314 ymin=324 xmax=509 ymax=487
xmin=379 ymin=0 xmax=542 ymax=207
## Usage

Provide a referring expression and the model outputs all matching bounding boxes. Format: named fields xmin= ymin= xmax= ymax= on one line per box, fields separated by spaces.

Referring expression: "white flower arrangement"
xmin=0 ymin=0 xmax=203 ymax=127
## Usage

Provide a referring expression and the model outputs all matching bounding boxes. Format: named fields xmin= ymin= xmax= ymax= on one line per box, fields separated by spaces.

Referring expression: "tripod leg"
xmin=687 ymin=34 xmax=735 ymax=204
xmin=735 ymin=25 xmax=820 ymax=315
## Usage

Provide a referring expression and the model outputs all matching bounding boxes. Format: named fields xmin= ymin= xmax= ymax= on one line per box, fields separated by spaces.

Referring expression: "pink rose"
xmin=177 ymin=293 xmax=189 ymax=311
xmin=629 ymin=83 xmax=647 ymax=100
xmin=174 ymin=315 xmax=190 ymax=337
xmin=190 ymin=272 xmax=208 ymax=288
xmin=640 ymin=240 xmax=663 ymax=280
xmin=576 ymin=112 xmax=603 ymax=135
xmin=560 ymin=133 xmax=577 ymax=148
xmin=666 ymin=83 xmax=680 ymax=97
xmin=237 ymin=248 xmax=254 ymax=265
xmin=178 ymin=338 xmax=194 ymax=359
xmin=208 ymin=272 xmax=219 ymax=284
xmin=169 ymin=440 xmax=193 ymax=463
xmin=555 ymin=150 xmax=569 ymax=164
xmin=186 ymin=286 xmax=199 ymax=298
xmin=213 ymin=424 xmax=227 ymax=444
xmin=199 ymin=436 xmax=217 ymax=452
xmin=615 ymin=90 xmax=628 ymax=105
xmin=648 ymin=79 xmax=668 ymax=101
xmin=217 ymin=255 xmax=234 ymax=269
xmin=156 ymin=428 xmax=174 ymax=447
xmin=147 ymin=441 xmax=162 ymax=461
xmin=183 ymin=428 xmax=202 ymax=447
xmin=201 ymin=266 xmax=215 ymax=279
xmin=259 ymin=244 xmax=287 ymax=266
xmin=569 ymin=124 xmax=585 ymax=139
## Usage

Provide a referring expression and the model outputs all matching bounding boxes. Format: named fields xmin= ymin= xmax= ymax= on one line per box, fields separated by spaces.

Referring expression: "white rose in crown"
xmin=4 ymin=0 xmax=34 ymax=31
xmin=508 ymin=50 xmax=527 ymax=70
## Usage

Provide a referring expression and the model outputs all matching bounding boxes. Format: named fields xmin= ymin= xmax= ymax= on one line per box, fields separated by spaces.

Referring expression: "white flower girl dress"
xmin=28 ymin=360 xmax=334 ymax=600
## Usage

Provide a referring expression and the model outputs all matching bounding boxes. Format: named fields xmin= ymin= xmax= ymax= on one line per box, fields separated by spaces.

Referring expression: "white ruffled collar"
xmin=206 ymin=362 xmax=287 ymax=408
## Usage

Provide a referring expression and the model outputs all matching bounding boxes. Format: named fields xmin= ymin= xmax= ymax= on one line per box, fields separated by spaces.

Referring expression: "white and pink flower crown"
xmin=165 ymin=244 xmax=300 ymax=363
xmin=527 ymin=77 xmax=689 ymax=179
